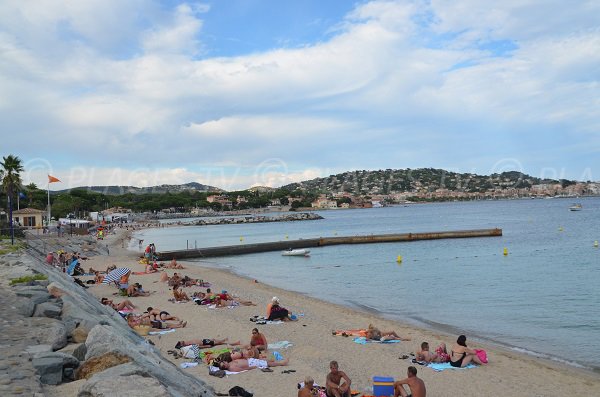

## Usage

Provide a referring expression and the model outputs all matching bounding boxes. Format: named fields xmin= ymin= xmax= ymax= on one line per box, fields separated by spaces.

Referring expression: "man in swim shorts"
xmin=219 ymin=357 xmax=289 ymax=372
xmin=394 ymin=366 xmax=426 ymax=397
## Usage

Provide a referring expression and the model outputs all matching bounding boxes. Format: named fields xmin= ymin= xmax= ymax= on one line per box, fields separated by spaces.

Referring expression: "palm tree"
xmin=1 ymin=155 xmax=24 ymax=244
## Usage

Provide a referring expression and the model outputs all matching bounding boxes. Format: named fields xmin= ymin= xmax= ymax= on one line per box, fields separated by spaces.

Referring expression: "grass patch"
xmin=9 ymin=274 xmax=48 ymax=286
xmin=0 ymin=241 xmax=26 ymax=255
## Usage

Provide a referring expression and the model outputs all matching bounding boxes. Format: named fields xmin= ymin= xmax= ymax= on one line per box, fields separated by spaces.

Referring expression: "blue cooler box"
xmin=373 ymin=376 xmax=394 ymax=396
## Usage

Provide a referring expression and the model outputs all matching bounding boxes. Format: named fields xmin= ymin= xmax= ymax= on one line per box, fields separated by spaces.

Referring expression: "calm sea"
xmin=131 ymin=198 xmax=600 ymax=371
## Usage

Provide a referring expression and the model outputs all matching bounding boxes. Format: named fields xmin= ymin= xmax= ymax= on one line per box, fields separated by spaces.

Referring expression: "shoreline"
xmin=191 ymin=257 xmax=600 ymax=377
xmin=65 ymin=225 xmax=600 ymax=397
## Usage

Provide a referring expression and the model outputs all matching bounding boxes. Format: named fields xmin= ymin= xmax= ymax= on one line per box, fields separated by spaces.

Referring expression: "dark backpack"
xmin=228 ymin=386 xmax=253 ymax=396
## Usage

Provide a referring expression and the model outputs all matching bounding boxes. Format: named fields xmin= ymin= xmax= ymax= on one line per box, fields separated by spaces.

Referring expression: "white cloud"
xmin=2 ymin=0 xmax=600 ymax=189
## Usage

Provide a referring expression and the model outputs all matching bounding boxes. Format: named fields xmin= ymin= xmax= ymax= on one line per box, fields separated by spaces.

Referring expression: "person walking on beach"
xmin=394 ymin=366 xmax=426 ymax=397
xmin=326 ymin=360 xmax=351 ymax=397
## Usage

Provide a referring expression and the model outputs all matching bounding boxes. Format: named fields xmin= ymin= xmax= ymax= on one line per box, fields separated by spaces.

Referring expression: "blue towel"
xmin=273 ymin=351 xmax=284 ymax=361
xmin=427 ymin=363 xmax=476 ymax=372
xmin=353 ymin=337 xmax=401 ymax=345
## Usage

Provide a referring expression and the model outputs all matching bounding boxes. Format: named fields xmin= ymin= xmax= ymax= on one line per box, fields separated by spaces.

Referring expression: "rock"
xmin=13 ymin=285 xmax=49 ymax=297
xmin=25 ymin=345 xmax=53 ymax=356
xmin=31 ymin=356 xmax=63 ymax=385
xmin=33 ymin=302 xmax=62 ymax=319
xmin=33 ymin=351 xmax=79 ymax=368
xmin=47 ymin=282 xmax=66 ymax=298
xmin=58 ymin=343 xmax=87 ymax=362
xmin=85 ymin=326 xmax=215 ymax=396
xmin=71 ymin=327 xmax=89 ymax=343
xmin=78 ymin=364 xmax=169 ymax=397
xmin=25 ymin=318 xmax=68 ymax=350
xmin=75 ymin=352 xmax=132 ymax=380
xmin=13 ymin=298 xmax=35 ymax=317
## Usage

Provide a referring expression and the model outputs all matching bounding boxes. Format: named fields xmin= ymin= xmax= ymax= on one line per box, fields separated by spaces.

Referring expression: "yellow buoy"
xmin=594 ymin=241 xmax=599 ymax=248
xmin=558 ymin=227 xmax=564 ymax=232
xmin=285 ymin=234 xmax=289 ymax=239
xmin=396 ymin=255 xmax=402 ymax=263
xmin=503 ymin=247 xmax=508 ymax=256
xmin=240 ymin=236 xmax=244 ymax=242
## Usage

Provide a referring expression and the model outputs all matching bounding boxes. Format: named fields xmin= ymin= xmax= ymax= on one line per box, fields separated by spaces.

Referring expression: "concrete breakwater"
xmin=192 ymin=212 xmax=323 ymax=226
xmin=157 ymin=228 xmax=502 ymax=260
xmin=0 ymin=250 xmax=216 ymax=396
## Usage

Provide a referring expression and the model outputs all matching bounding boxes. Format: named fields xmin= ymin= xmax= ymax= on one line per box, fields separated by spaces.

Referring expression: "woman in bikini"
xmin=449 ymin=335 xmax=485 ymax=367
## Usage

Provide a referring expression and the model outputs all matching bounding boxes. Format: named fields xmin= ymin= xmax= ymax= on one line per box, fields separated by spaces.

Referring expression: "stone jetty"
xmin=0 ymin=249 xmax=216 ymax=397
xmin=193 ymin=212 xmax=323 ymax=226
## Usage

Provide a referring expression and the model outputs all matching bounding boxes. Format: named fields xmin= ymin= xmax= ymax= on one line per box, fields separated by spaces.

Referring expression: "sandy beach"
xmin=67 ymin=227 xmax=600 ymax=397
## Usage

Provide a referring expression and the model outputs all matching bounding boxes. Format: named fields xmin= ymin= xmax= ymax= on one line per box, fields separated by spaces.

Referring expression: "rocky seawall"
xmin=0 ymin=249 xmax=216 ymax=397
xmin=193 ymin=212 xmax=323 ymax=226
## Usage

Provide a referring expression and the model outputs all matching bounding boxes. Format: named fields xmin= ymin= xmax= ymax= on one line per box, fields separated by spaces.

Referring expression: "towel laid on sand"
xmin=427 ymin=362 xmax=477 ymax=372
xmin=209 ymin=365 xmax=248 ymax=375
xmin=180 ymin=362 xmax=199 ymax=369
xmin=267 ymin=341 xmax=293 ymax=349
xmin=148 ymin=328 xmax=177 ymax=335
xmin=353 ymin=337 xmax=401 ymax=345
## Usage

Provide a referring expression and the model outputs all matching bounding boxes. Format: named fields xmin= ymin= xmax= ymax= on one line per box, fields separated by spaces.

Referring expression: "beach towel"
xmin=427 ymin=362 xmax=477 ymax=372
xmin=267 ymin=341 xmax=293 ymax=349
xmin=209 ymin=365 xmax=248 ymax=375
xmin=180 ymin=362 xmax=199 ymax=369
xmin=353 ymin=337 xmax=401 ymax=345
xmin=148 ymin=328 xmax=177 ymax=335
xmin=181 ymin=344 xmax=201 ymax=359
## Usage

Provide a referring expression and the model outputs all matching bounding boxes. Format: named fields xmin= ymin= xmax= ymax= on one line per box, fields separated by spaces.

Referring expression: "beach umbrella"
xmin=102 ymin=267 xmax=131 ymax=284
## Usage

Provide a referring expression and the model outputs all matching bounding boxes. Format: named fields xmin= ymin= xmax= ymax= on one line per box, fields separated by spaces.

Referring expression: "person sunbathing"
xmin=145 ymin=263 xmax=158 ymax=273
xmin=175 ymin=337 xmax=239 ymax=349
xmin=219 ymin=357 xmax=289 ymax=372
xmin=127 ymin=283 xmax=151 ymax=297
xmin=94 ymin=271 xmax=105 ymax=284
xmin=249 ymin=328 xmax=268 ymax=351
xmin=166 ymin=258 xmax=185 ymax=269
xmin=168 ymin=272 xmax=182 ymax=287
xmin=173 ymin=285 xmax=190 ymax=302
xmin=230 ymin=346 xmax=262 ymax=360
xmin=101 ymin=297 xmax=136 ymax=311
xmin=415 ymin=342 xmax=449 ymax=363
xmin=266 ymin=297 xmax=297 ymax=321
xmin=326 ymin=360 xmax=351 ymax=397
xmin=366 ymin=324 xmax=410 ymax=341
xmin=145 ymin=307 xmax=181 ymax=322
xmin=126 ymin=313 xmax=186 ymax=330
xmin=449 ymin=335 xmax=485 ymax=368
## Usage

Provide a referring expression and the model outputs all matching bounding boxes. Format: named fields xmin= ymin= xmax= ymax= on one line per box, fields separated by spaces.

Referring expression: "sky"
xmin=1 ymin=0 xmax=599 ymax=191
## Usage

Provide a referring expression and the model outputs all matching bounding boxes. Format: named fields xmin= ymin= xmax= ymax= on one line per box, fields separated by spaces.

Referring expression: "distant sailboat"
xmin=569 ymin=203 xmax=582 ymax=211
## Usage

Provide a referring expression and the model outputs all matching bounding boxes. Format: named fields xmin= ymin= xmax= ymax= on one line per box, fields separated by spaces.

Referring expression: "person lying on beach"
xmin=145 ymin=263 xmax=158 ymax=273
xmin=173 ymin=285 xmax=190 ymax=302
xmin=266 ymin=297 xmax=297 ymax=321
xmin=145 ymin=307 xmax=181 ymax=322
xmin=249 ymin=328 xmax=268 ymax=351
xmin=106 ymin=264 xmax=117 ymax=274
xmin=214 ymin=292 xmax=256 ymax=307
xmin=126 ymin=313 xmax=186 ymax=330
xmin=218 ymin=357 xmax=289 ymax=372
xmin=416 ymin=342 xmax=449 ymax=363
xmin=94 ymin=271 xmax=105 ymax=284
xmin=394 ymin=366 xmax=426 ymax=397
xmin=127 ymin=283 xmax=151 ymax=297
xmin=168 ymin=272 xmax=182 ymax=287
xmin=326 ymin=360 xmax=351 ymax=397
xmin=100 ymin=297 xmax=136 ymax=311
xmin=230 ymin=346 xmax=263 ymax=360
xmin=449 ymin=335 xmax=485 ymax=368
xmin=366 ymin=324 xmax=411 ymax=341
xmin=166 ymin=258 xmax=185 ymax=269
xmin=175 ymin=338 xmax=239 ymax=349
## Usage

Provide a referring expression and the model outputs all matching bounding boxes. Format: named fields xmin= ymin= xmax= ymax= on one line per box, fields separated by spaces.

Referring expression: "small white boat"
xmin=569 ymin=203 xmax=582 ymax=211
xmin=282 ymin=248 xmax=311 ymax=257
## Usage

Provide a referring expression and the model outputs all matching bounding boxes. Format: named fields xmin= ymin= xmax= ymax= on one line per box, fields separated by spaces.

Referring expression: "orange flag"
xmin=48 ymin=175 xmax=61 ymax=183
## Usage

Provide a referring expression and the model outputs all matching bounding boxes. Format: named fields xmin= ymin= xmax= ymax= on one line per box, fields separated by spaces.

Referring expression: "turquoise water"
xmin=132 ymin=198 xmax=600 ymax=370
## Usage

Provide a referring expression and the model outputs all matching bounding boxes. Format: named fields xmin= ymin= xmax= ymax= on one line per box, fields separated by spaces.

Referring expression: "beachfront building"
xmin=58 ymin=218 xmax=91 ymax=229
xmin=13 ymin=207 xmax=46 ymax=228
xmin=206 ymin=195 xmax=232 ymax=207
xmin=311 ymin=197 xmax=338 ymax=209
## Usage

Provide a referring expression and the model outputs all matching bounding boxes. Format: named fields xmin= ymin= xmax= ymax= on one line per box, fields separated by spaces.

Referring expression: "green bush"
xmin=9 ymin=274 xmax=48 ymax=285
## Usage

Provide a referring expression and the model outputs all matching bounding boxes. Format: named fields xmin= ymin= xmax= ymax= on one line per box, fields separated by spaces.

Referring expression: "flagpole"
xmin=47 ymin=181 xmax=50 ymax=227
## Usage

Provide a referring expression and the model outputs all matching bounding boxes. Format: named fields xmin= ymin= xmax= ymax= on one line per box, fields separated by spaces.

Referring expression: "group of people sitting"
xmin=415 ymin=335 xmax=486 ymax=368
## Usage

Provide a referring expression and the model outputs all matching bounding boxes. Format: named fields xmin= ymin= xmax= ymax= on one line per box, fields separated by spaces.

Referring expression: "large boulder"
xmin=25 ymin=317 xmax=68 ymax=350
xmin=12 ymin=297 xmax=35 ymax=317
xmin=78 ymin=363 xmax=169 ymax=397
xmin=85 ymin=326 xmax=216 ymax=397
xmin=58 ymin=343 xmax=87 ymax=362
xmin=33 ymin=302 xmax=62 ymax=319
xmin=31 ymin=356 xmax=63 ymax=385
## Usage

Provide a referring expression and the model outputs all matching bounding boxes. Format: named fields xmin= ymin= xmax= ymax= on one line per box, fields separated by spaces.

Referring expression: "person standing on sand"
xmin=394 ymin=366 xmax=426 ymax=397
xmin=326 ymin=360 xmax=351 ymax=397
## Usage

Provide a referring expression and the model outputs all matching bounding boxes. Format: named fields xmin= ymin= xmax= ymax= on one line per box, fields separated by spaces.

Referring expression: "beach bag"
xmin=475 ymin=349 xmax=488 ymax=363
xmin=180 ymin=344 xmax=200 ymax=359
xmin=228 ymin=386 xmax=253 ymax=396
